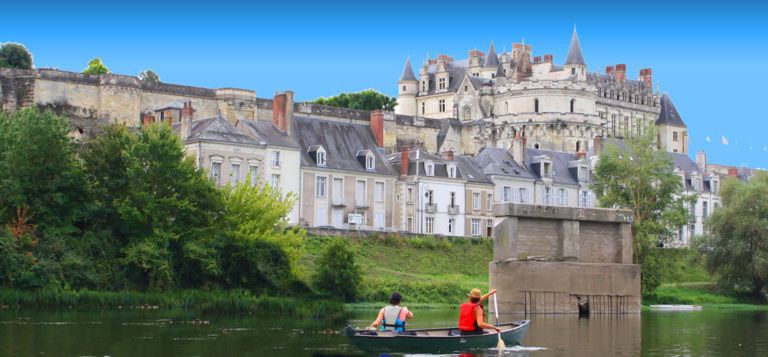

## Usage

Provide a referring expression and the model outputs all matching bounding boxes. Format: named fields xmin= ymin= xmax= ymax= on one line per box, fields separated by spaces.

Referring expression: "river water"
xmin=1 ymin=307 xmax=767 ymax=356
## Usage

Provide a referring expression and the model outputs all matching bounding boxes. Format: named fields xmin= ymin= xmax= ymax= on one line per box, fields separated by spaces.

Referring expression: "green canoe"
xmin=345 ymin=320 xmax=530 ymax=354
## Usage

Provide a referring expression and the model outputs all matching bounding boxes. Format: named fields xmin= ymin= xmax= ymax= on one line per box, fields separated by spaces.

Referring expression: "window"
xmin=317 ymin=150 xmax=326 ymax=166
xmin=211 ymin=162 xmax=222 ymax=185
xmin=356 ymin=180 xmax=366 ymax=206
xmin=703 ymin=201 xmax=708 ymax=219
xmin=402 ymin=85 xmax=406 ymax=91
xmin=374 ymin=212 xmax=384 ymax=229
xmin=579 ymin=166 xmax=588 ymax=181
xmin=543 ymin=187 xmax=552 ymax=204
xmin=487 ymin=193 xmax=493 ymax=211
xmin=425 ymin=163 xmax=434 ymax=176
xmin=425 ymin=217 xmax=434 ymax=234
xmin=534 ymin=99 xmax=539 ymax=113
xmin=673 ymin=131 xmax=678 ymax=142
xmin=579 ymin=191 xmax=590 ymax=207
xmin=316 ymin=176 xmax=326 ymax=197
xmin=486 ymin=219 xmax=493 ymax=237
xmin=519 ymin=188 xmax=529 ymax=203
xmin=503 ymin=186 xmax=512 ymax=201
xmin=449 ymin=192 xmax=456 ymax=207
xmin=271 ymin=174 xmax=280 ymax=188
xmin=557 ymin=188 xmax=567 ymax=206
xmin=407 ymin=217 xmax=413 ymax=231
xmin=332 ymin=178 xmax=343 ymax=203
xmin=421 ymin=81 xmax=426 ymax=92
xmin=543 ymin=162 xmax=552 ymax=177
xmin=272 ymin=151 xmax=280 ymax=167
xmin=448 ymin=165 xmax=457 ymax=178
xmin=439 ymin=77 xmax=446 ymax=89
xmin=471 ymin=219 xmax=481 ymax=236
xmin=315 ymin=207 xmax=328 ymax=226
xmin=407 ymin=187 xmax=413 ymax=202
xmin=366 ymin=155 xmax=375 ymax=170
xmin=421 ymin=102 xmax=425 ymax=115
xmin=448 ymin=218 xmax=454 ymax=234
xmin=463 ymin=107 xmax=471 ymax=120
xmin=425 ymin=190 xmax=434 ymax=205
xmin=571 ymin=68 xmax=576 ymax=75
xmin=712 ymin=180 xmax=719 ymax=194
xmin=464 ymin=85 xmax=468 ymax=92
xmin=439 ymin=99 xmax=446 ymax=112
xmin=570 ymin=99 xmax=575 ymax=113
xmin=504 ymin=102 xmax=508 ymax=113
xmin=230 ymin=163 xmax=240 ymax=185
xmin=473 ymin=192 xmax=480 ymax=210
xmin=249 ymin=165 xmax=259 ymax=187
xmin=375 ymin=182 xmax=384 ymax=202
xmin=396 ymin=194 xmax=400 ymax=202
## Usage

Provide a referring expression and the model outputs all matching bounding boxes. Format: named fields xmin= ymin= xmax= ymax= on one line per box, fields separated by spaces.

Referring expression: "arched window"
xmin=570 ymin=99 xmax=575 ymax=113
xmin=463 ymin=106 xmax=471 ymax=121
xmin=576 ymin=141 xmax=581 ymax=152
xmin=534 ymin=98 xmax=539 ymax=113
xmin=534 ymin=142 xmax=540 ymax=149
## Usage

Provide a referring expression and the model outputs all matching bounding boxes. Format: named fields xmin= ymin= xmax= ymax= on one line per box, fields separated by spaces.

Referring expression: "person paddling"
xmin=458 ymin=288 xmax=500 ymax=336
xmin=367 ymin=292 xmax=413 ymax=332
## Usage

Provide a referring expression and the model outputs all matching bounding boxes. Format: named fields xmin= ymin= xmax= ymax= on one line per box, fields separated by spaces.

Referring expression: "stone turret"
xmin=655 ymin=93 xmax=688 ymax=154
xmin=563 ymin=28 xmax=587 ymax=81
xmin=481 ymin=42 xmax=500 ymax=79
xmin=396 ymin=57 xmax=418 ymax=116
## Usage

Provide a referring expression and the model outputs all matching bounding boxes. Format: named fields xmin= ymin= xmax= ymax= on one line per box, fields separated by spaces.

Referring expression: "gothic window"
xmin=463 ymin=106 xmax=471 ymax=120
xmin=570 ymin=99 xmax=575 ymax=113
xmin=534 ymin=98 xmax=539 ymax=113
xmin=439 ymin=99 xmax=446 ymax=112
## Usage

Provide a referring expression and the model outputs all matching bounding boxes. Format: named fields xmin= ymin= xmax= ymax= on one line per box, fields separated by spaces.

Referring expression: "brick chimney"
xmin=142 ymin=110 xmax=154 ymax=127
xmin=605 ymin=66 xmax=614 ymax=75
xmin=576 ymin=151 xmax=586 ymax=160
xmin=272 ymin=90 xmax=294 ymax=135
xmin=593 ymin=135 xmax=604 ymax=157
xmin=543 ymin=54 xmax=553 ymax=63
xmin=639 ymin=68 xmax=653 ymax=87
xmin=533 ymin=56 xmax=542 ymax=64
xmin=728 ymin=167 xmax=739 ymax=178
xmin=400 ymin=147 xmax=410 ymax=176
xmin=370 ymin=110 xmax=384 ymax=147
xmin=440 ymin=150 xmax=454 ymax=161
xmin=180 ymin=100 xmax=194 ymax=139
xmin=509 ymin=132 xmax=527 ymax=165
xmin=696 ymin=150 xmax=707 ymax=172
xmin=614 ymin=64 xmax=627 ymax=83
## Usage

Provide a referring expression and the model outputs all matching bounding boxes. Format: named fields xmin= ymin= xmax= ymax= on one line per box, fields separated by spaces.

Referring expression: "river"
xmin=1 ymin=307 xmax=766 ymax=356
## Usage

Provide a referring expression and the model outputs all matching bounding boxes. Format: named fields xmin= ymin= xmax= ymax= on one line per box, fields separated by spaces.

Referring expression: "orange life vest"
xmin=459 ymin=302 xmax=485 ymax=331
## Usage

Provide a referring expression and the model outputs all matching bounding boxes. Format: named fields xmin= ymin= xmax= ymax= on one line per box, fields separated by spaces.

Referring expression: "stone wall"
xmin=490 ymin=203 xmax=640 ymax=314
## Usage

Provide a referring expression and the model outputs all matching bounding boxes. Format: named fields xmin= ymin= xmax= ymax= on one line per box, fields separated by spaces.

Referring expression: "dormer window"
xmin=578 ymin=166 xmax=588 ymax=181
xmin=356 ymin=150 xmax=376 ymax=171
xmin=447 ymin=165 xmax=457 ymax=178
xmin=425 ymin=162 xmax=435 ymax=176
xmin=439 ymin=78 xmax=446 ymax=89
xmin=543 ymin=162 xmax=552 ymax=177
xmin=317 ymin=150 xmax=326 ymax=166
xmin=366 ymin=155 xmax=375 ymax=170
xmin=308 ymin=145 xmax=327 ymax=167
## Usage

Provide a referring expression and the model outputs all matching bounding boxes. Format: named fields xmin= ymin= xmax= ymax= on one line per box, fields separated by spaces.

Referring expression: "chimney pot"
xmin=440 ymin=151 xmax=454 ymax=161
xmin=400 ymin=147 xmax=410 ymax=176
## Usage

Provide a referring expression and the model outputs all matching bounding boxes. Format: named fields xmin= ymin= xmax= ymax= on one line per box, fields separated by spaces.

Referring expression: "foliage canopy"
xmin=139 ymin=70 xmax=160 ymax=82
xmin=83 ymin=58 xmax=109 ymax=74
xmin=313 ymin=89 xmax=397 ymax=111
xmin=0 ymin=42 xmax=33 ymax=69
xmin=312 ymin=239 xmax=362 ymax=302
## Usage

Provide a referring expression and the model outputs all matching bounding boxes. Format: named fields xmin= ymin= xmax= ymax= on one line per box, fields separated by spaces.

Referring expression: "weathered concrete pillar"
xmin=493 ymin=217 xmax=518 ymax=261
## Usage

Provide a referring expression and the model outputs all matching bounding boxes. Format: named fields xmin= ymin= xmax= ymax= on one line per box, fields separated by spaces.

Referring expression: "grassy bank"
xmin=0 ymin=288 xmax=345 ymax=319
xmin=643 ymin=282 xmax=768 ymax=309
xmin=302 ymin=234 xmax=493 ymax=304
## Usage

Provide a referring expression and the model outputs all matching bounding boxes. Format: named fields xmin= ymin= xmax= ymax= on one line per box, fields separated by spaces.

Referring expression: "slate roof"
xmin=173 ymin=116 xmax=261 ymax=146
xmin=564 ymin=29 xmax=586 ymax=66
xmin=236 ymin=119 xmax=300 ymax=149
xmin=399 ymin=57 xmax=418 ymax=82
xmin=483 ymin=42 xmax=499 ymax=68
xmin=524 ymin=148 xmax=582 ymax=186
xmin=291 ymin=116 xmax=398 ymax=176
xmin=655 ymin=93 xmax=687 ymax=128
xmin=388 ymin=150 xmax=492 ymax=184
xmin=586 ymin=71 xmax=648 ymax=92
xmin=668 ymin=152 xmax=700 ymax=173
xmin=422 ymin=60 xmax=469 ymax=94
xmin=155 ymin=99 xmax=185 ymax=111
xmin=473 ymin=147 xmax=535 ymax=179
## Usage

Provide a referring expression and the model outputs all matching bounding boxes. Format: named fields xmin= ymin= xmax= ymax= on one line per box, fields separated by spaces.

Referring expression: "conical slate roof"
xmin=398 ymin=57 xmax=417 ymax=82
xmin=655 ymin=93 xmax=687 ymax=128
xmin=483 ymin=42 xmax=499 ymax=68
xmin=564 ymin=29 xmax=586 ymax=66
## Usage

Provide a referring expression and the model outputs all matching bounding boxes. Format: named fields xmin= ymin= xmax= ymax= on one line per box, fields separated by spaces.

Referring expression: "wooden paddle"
xmin=493 ymin=293 xmax=505 ymax=349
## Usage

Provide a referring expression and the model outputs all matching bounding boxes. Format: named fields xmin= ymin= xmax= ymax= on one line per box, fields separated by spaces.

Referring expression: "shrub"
xmin=312 ymin=239 xmax=362 ymax=302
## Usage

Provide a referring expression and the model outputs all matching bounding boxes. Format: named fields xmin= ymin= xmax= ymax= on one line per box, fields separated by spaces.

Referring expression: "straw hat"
xmin=467 ymin=288 xmax=482 ymax=298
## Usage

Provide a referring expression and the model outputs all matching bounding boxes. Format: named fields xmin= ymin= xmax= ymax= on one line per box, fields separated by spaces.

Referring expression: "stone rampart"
xmin=490 ymin=203 xmax=641 ymax=314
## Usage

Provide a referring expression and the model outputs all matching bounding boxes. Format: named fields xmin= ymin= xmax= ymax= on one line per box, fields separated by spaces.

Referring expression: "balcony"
xmin=425 ymin=203 xmax=438 ymax=213
xmin=332 ymin=197 xmax=346 ymax=207
xmin=447 ymin=205 xmax=460 ymax=215
xmin=355 ymin=200 xmax=370 ymax=209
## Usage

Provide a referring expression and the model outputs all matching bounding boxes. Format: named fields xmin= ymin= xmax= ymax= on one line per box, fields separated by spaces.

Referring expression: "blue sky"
xmin=3 ymin=0 xmax=767 ymax=168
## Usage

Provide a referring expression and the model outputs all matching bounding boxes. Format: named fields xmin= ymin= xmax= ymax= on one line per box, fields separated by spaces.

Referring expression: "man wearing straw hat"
xmin=458 ymin=288 xmax=500 ymax=336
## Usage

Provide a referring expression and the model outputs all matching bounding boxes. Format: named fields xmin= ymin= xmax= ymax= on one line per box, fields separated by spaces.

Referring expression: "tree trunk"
xmin=751 ymin=280 xmax=765 ymax=301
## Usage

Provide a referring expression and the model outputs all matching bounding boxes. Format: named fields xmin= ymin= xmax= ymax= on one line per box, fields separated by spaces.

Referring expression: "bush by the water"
xmin=312 ymin=239 xmax=362 ymax=302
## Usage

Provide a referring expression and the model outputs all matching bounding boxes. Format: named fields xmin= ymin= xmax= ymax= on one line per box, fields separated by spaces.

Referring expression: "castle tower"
xmin=481 ymin=42 xmax=500 ymax=79
xmin=655 ymin=93 xmax=688 ymax=154
xmin=396 ymin=57 xmax=418 ymax=116
xmin=563 ymin=28 xmax=587 ymax=81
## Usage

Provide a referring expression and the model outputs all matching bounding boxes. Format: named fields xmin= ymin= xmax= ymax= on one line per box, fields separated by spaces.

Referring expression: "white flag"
xmin=722 ymin=136 xmax=728 ymax=145
xmin=706 ymin=136 xmax=711 ymax=143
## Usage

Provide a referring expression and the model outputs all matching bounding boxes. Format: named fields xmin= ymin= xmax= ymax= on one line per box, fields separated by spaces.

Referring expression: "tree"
xmin=312 ymin=239 xmax=362 ymax=302
xmin=0 ymin=42 xmax=33 ymax=69
xmin=139 ymin=70 xmax=160 ymax=82
xmin=591 ymin=124 xmax=694 ymax=292
xmin=83 ymin=58 xmax=109 ymax=74
xmin=701 ymin=171 xmax=768 ymax=300
xmin=313 ymin=89 xmax=397 ymax=111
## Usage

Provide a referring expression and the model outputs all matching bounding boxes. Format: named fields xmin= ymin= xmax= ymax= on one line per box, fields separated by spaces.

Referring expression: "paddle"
xmin=493 ymin=292 xmax=505 ymax=349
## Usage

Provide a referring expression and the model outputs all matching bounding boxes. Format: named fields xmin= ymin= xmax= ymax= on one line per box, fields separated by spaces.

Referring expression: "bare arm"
xmin=367 ymin=309 xmax=385 ymax=329
xmin=404 ymin=307 xmax=414 ymax=319
xmin=478 ymin=288 xmax=497 ymax=304
xmin=475 ymin=307 xmax=501 ymax=332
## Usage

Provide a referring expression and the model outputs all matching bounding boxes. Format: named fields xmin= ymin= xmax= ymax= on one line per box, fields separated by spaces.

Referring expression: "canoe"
xmin=345 ymin=320 xmax=530 ymax=354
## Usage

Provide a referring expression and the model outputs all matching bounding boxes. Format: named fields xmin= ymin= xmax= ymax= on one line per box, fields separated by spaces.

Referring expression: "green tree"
xmin=0 ymin=42 xmax=33 ymax=69
xmin=313 ymin=89 xmax=397 ymax=111
xmin=139 ymin=69 xmax=160 ymax=82
xmin=701 ymin=171 xmax=768 ymax=300
xmin=83 ymin=58 xmax=109 ymax=74
xmin=591 ymin=124 xmax=694 ymax=293
xmin=312 ymin=239 xmax=362 ymax=302
xmin=0 ymin=108 xmax=90 ymax=288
